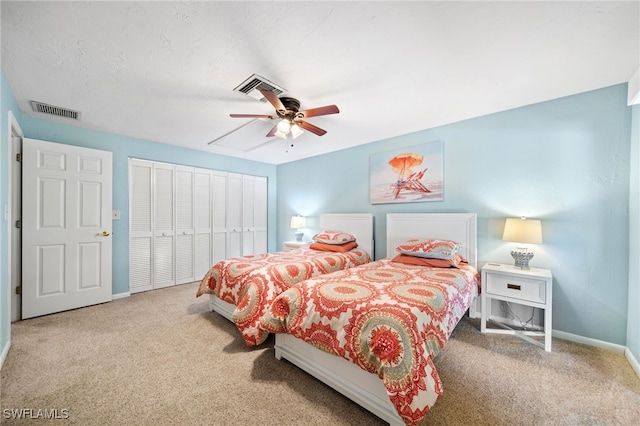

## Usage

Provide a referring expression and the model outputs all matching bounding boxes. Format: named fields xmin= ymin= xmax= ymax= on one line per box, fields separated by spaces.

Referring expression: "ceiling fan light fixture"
xmin=290 ymin=123 xmax=303 ymax=139
xmin=277 ymin=119 xmax=291 ymax=133
xmin=274 ymin=129 xmax=288 ymax=139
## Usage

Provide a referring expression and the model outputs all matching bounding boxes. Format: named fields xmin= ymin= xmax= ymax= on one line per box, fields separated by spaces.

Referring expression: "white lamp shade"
xmin=290 ymin=215 xmax=306 ymax=229
xmin=277 ymin=119 xmax=291 ymax=133
xmin=290 ymin=123 xmax=303 ymax=139
xmin=502 ymin=218 xmax=543 ymax=244
xmin=274 ymin=129 xmax=288 ymax=139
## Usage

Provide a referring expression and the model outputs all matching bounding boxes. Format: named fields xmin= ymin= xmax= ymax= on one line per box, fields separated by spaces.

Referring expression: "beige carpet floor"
xmin=1 ymin=281 xmax=639 ymax=425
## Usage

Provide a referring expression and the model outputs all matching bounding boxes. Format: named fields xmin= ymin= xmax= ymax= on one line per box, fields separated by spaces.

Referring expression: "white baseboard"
xmin=552 ymin=329 xmax=626 ymax=354
xmin=0 ymin=340 xmax=10 ymax=371
xmin=625 ymin=348 xmax=640 ymax=378
xmin=112 ymin=292 xmax=130 ymax=300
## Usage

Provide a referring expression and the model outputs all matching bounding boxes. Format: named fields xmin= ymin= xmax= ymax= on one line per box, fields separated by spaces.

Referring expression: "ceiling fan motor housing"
xmin=277 ymin=97 xmax=302 ymax=121
xmin=279 ymin=97 xmax=300 ymax=112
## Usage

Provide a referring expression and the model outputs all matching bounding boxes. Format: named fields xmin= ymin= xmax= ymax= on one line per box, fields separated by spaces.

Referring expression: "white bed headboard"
xmin=319 ymin=213 xmax=374 ymax=258
xmin=386 ymin=213 xmax=477 ymax=268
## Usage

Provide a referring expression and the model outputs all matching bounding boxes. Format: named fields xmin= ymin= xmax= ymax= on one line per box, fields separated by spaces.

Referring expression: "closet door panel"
xmin=212 ymin=172 xmax=228 ymax=262
xmin=242 ymin=176 xmax=255 ymax=256
xmin=129 ymin=160 xmax=153 ymax=293
xmin=227 ymin=173 xmax=243 ymax=258
xmin=194 ymin=169 xmax=212 ymax=279
xmin=153 ymin=164 xmax=175 ymax=288
xmin=213 ymin=233 xmax=227 ymax=263
xmin=253 ymin=176 xmax=268 ymax=254
xmin=175 ymin=233 xmax=194 ymax=283
xmin=175 ymin=166 xmax=195 ymax=284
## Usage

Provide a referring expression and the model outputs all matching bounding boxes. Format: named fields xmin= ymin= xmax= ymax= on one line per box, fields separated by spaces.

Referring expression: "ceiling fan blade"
xmin=230 ymin=113 xmax=274 ymax=119
xmin=298 ymin=105 xmax=340 ymax=118
xmin=297 ymin=120 xmax=327 ymax=136
xmin=259 ymin=89 xmax=285 ymax=112
xmin=266 ymin=124 xmax=278 ymax=137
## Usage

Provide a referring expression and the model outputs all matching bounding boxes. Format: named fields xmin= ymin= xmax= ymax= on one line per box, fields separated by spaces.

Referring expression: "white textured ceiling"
xmin=1 ymin=1 xmax=638 ymax=165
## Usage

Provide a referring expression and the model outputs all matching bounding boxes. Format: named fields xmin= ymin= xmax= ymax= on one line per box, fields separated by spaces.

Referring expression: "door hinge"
xmin=15 ymin=219 xmax=21 ymax=229
xmin=16 ymin=153 xmax=22 ymax=162
xmin=15 ymin=286 xmax=21 ymax=295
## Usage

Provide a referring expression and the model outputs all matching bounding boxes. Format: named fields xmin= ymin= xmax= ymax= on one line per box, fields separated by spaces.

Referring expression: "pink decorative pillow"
xmin=395 ymin=239 xmax=462 ymax=260
xmin=391 ymin=253 xmax=466 ymax=268
xmin=312 ymin=230 xmax=356 ymax=245
xmin=310 ymin=241 xmax=358 ymax=253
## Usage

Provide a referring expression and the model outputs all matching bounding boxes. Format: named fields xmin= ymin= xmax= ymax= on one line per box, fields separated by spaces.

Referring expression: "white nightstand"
xmin=481 ymin=263 xmax=553 ymax=352
xmin=283 ymin=241 xmax=311 ymax=251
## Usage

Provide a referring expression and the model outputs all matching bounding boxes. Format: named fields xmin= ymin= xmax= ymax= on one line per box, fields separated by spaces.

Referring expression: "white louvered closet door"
xmin=129 ymin=160 xmax=153 ymax=293
xmin=194 ymin=168 xmax=212 ymax=279
xmin=226 ymin=173 xmax=243 ymax=258
xmin=175 ymin=166 xmax=195 ymax=284
xmin=242 ymin=175 xmax=255 ymax=256
xmin=253 ymin=176 xmax=268 ymax=254
xmin=242 ymin=175 xmax=267 ymax=255
xmin=154 ymin=163 xmax=175 ymax=289
xmin=130 ymin=161 xmax=267 ymax=294
xmin=212 ymin=171 xmax=228 ymax=263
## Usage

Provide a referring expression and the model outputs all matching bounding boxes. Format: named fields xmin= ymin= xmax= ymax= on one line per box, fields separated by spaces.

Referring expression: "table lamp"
xmin=290 ymin=215 xmax=306 ymax=242
xmin=502 ymin=217 xmax=543 ymax=269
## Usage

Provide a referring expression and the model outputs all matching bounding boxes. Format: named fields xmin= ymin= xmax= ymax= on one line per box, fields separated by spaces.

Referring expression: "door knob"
xmin=101 ymin=231 xmax=110 ymax=237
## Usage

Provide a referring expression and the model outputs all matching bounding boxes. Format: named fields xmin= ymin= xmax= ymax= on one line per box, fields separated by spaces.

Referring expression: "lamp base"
xmin=294 ymin=230 xmax=304 ymax=242
xmin=511 ymin=247 xmax=534 ymax=269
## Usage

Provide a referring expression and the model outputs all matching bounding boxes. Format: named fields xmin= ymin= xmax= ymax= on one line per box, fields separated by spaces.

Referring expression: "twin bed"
xmin=196 ymin=213 xmax=374 ymax=345
xmin=197 ymin=212 xmax=478 ymax=425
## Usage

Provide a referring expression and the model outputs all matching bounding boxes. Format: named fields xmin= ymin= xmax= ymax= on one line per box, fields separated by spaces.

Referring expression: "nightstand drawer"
xmin=485 ymin=273 xmax=546 ymax=304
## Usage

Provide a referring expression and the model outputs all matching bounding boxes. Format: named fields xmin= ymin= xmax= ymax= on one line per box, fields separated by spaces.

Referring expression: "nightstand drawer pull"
xmin=507 ymin=283 xmax=521 ymax=291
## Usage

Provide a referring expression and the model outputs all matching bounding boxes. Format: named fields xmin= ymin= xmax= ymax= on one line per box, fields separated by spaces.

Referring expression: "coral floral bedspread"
xmin=196 ymin=248 xmax=371 ymax=346
xmin=260 ymin=258 xmax=480 ymax=426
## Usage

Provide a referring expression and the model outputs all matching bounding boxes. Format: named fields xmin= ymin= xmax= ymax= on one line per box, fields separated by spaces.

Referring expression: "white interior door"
xmin=22 ymin=138 xmax=112 ymax=319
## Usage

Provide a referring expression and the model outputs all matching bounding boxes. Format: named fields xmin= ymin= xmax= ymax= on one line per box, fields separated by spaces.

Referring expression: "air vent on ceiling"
xmin=233 ymin=74 xmax=286 ymax=102
xmin=30 ymin=101 xmax=81 ymax=120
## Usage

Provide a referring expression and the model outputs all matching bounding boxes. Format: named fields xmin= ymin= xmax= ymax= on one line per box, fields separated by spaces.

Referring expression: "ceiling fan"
xmin=230 ymin=89 xmax=339 ymax=139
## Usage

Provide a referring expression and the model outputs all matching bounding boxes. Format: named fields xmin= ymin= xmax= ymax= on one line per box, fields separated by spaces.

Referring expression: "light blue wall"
xmin=277 ymin=84 xmax=632 ymax=346
xmin=628 ymin=104 xmax=639 ymax=361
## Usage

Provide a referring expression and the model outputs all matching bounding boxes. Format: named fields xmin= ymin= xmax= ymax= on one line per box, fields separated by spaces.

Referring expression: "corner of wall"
xmin=626 ymin=347 xmax=640 ymax=379
xmin=0 ymin=339 xmax=9 ymax=371
xmin=629 ymin=67 xmax=640 ymax=106
xmin=627 ymin=103 xmax=640 ymax=366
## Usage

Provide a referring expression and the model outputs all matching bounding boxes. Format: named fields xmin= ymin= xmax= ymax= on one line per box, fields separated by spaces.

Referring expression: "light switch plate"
xmin=112 ymin=210 xmax=121 ymax=220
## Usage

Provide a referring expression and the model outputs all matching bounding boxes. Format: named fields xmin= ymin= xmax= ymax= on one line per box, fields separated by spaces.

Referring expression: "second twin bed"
xmin=199 ymin=212 xmax=479 ymax=425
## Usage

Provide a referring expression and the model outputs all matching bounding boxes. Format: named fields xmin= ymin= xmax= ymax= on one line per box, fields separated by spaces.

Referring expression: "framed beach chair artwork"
xmin=369 ymin=140 xmax=444 ymax=204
